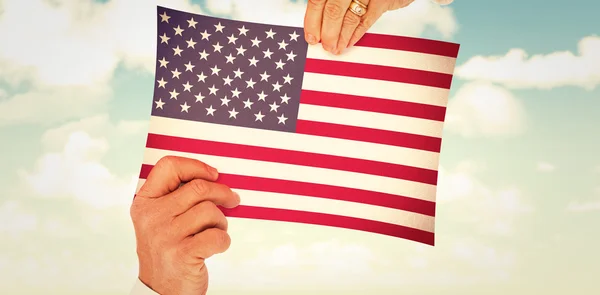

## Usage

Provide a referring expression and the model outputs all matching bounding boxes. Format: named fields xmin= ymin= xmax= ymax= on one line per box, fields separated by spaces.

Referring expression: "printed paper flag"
xmin=136 ymin=6 xmax=460 ymax=246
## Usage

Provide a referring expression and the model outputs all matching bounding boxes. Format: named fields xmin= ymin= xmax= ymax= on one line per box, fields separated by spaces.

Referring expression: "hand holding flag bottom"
xmin=131 ymin=156 xmax=240 ymax=295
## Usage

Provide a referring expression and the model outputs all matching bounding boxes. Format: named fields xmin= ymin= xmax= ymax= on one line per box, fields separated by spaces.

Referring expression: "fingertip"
xmin=231 ymin=191 xmax=241 ymax=207
xmin=222 ymin=190 xmax=241 ymax=209
xmin=305 ymin=32 xmax=318 ymax=45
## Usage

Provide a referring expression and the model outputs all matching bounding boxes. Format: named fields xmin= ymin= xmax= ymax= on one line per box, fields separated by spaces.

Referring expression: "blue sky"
xmin=0 ymin=0 xmax=599 ymax=294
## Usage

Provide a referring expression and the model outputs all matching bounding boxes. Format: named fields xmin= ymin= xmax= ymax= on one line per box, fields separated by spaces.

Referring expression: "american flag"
xmin=137 ymin=6 xmax=459 ymax=246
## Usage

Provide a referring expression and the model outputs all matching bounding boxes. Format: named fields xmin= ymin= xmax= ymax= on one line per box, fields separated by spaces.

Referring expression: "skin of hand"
xmin=130 ymin=156 xmax=241 ymax=295
xmin=303 ymin=0 xmax=454 ymax=54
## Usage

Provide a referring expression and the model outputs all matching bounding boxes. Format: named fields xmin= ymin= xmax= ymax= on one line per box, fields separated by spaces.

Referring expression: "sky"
xmin=0 ymin=0 xmax=599 ymax=294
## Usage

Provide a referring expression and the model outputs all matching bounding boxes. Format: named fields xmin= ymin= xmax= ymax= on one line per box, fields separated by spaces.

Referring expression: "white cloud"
xmin=0 ymin=201 xmax=37 ymax=235
xmin=0 ymin=85 xmax=111 ymax=126
xmin=455 ymin=35 xmax=600 ymax=90
xmin=204 ymin=0 xmax=458 ymax=39
xmin=19 ymin=131 xmax=138 ymax=209
xmin=567 ymin=201 xmax=600 ymax=212
xmin=39 ymin=114 xmax=148 ymax=151
xmin=437 ymin=161 xmax=532 ymax=236
xmin=0 ymin=0 xmax=203 ymax=126
xmin=445 ymin=82 xmax=527 ymax=138
xmin=537 ymin=161 xmax=556 ymax=172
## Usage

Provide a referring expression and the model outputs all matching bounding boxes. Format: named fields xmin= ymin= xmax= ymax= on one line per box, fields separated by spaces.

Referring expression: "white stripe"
xmin=307 ymin=44 xmax=456 ymax=75
xmin=298 ymin=104 xmax=444 ymax=138
xmin=147 ymin=116 xmax=441 ymax=170
xmin=135 ymin=179 xmax=434 ymax=233
xmin=301 ymin=73 xmax=449 ymax=107
xmin=142 ymin=148 xmax=437 ymax=202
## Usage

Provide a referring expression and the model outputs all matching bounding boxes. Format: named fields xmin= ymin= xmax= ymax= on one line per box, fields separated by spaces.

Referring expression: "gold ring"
xmin=348 ymin=0 xmax=367 ymax=17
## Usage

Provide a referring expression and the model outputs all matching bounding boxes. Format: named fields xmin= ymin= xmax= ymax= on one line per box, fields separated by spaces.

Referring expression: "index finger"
xmin=137 ymin=156 xmax=219 ymax=198
xmin=304 ymin=0 xmax=327 ymax=45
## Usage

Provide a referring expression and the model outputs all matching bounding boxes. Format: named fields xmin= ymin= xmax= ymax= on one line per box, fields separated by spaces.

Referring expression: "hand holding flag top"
xmin=303 ymin=0 xmax=454 ymax=54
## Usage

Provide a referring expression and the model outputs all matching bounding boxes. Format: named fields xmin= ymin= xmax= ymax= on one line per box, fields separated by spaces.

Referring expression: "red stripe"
xmin=296 ymin=120 xmax=442 ymax=153
xmin=356 ymin=33 xmax=460 ymax=58
xmin=305 ymin=59 xmax=453 ymax=89
xmin=145 ymin=133 xmax=438 ymax=185
xmin=220 ymin=205 xmax=435 ymax=246
xmin=300 ymin=90 xmax=447 ymax=122
xmin=139 ymin=165 xmax=436 ymax=216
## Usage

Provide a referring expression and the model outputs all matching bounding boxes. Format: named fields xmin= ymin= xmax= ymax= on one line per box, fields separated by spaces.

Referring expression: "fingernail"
xmin=306 ymin=34 xmax=317 ymax=44
xmin=232 ymin=191 xmax=241 ymax=206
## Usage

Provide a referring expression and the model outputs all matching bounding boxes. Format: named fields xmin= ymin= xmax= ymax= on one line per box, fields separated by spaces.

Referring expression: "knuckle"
xmin=343 ymin=12 xmax=360 ymax=27
xmin=155 ymin=155 xmax=176 ymax=168
xmin=324 ymin=1 xmax=345 ymax=19
xmin=213 ymin=229 xmax=231 ymax=250
xmin=360 ymin=16 xmax=375 ymax=29
xmin=188 ymin=179 xmax=210 ymax=197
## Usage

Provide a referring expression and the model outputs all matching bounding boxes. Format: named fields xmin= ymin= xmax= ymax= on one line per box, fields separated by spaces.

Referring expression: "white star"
xmin=155 ymin=99 xmax=165 ymax=109
xmin=171 ymin=68 xmax=181 ymax=79
xmin=275 ymin=59 xmax=286 ymax=69
xmin=265 ymin=28 xmax=276 ymax=39
xmin=197 ymin=72 xmax=207 ymax=82
xmin=269 ymin=101 xmax=280 ymax=112
xmin=263 ymin=48 xmax=273 ymax=59
xmin=172 ymin=46 xmax=183 ymax=56
xmin=257 ymin=91 xmax=268 ymax=101
xmin=210 ymin=65 xmax=221 ymax=75
xmin=255 ymin=111 xmax=265 ymax=122
xmin=225 ymin=53 xmax=236 ymax=64
xmin=169 ymin=89 xmax=180 ymax=99
xmin=212 ymin=42 xmax=223 ymax=52
xmin=278 ymin=40 xmax=289 ymax=50
xmin=236 ymin=45 xmax=247 ymax=56
xmin=260 ymin=71 xmax=270 ymax=82
xmin=280 ymin=94 xmax=291 ymax=104
xmin=208 ymin=85 xmax=219 ymax=95
xmin=157 ymin=77 xmax=167 ymax=88
xmin=286 ymin=51 xmax=297 ymax=61
xmin=272 ymin=81 xmax=282 ymax=92
xmin=233 ymin=68 xmax=244 ymax=79
xmin=187 ymin=17 xmax=198 ymax=28
xmin=214 ymin=22 xmax=225 ymax=32
xmin=238 ymin=26 xmax=249 ymax=36
xmin=184 ymin=61 xmax=195 ymax=72
xmin=231 ymin=88 xmax=241 ymax=98
xmin=200 ymin=30 xmax=211 ymax=40
xmin=159 ymin=11 xmax=170 ymax=23
xmin=181 ymin=102 xmax=191 ymax=112
xmin=173 ymin=25 xmax=184 ymax=36
xmin=222 ymin=75 xmax=233 ymax=86
xmin=195 ymin=92 xmax=205 ymax=103
xmin=251 ymin=37 xmax=262 ymax=47
xmin=220 ymin=96 xmax=231 ymax=106
xmin=227 ymin=34 xmax=238 ymax=44
xmin=283 ymin=74 xmax=293 ymax=84
xmin=248 ymin=56 xmax=259 ymax=67
xmin=246 ymin=78 xmax=256 ymax=89
xmin=289 ymin=31 xmax=299 ymax=41
xmin=228 ymin=108 xmax=239 ymax=119
xmin=199 ymin=50 xmax=209 ymax=60
xmin=277 ymin=114 xmax=288 ymax=124
xmin=158 ymin=57 xmax=169 ymax=68
xmin=186 ymin=38 xmax=197 ymax=49
xmin=206 ymin=105 xmax=216 ymax=116
xmin=243 ymin=98 xmax=253 ymax=109
xmin=159 ymin=33 xmax=170 ymax=44
xmin=182 ymin=81 xmax=193 ymax=92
